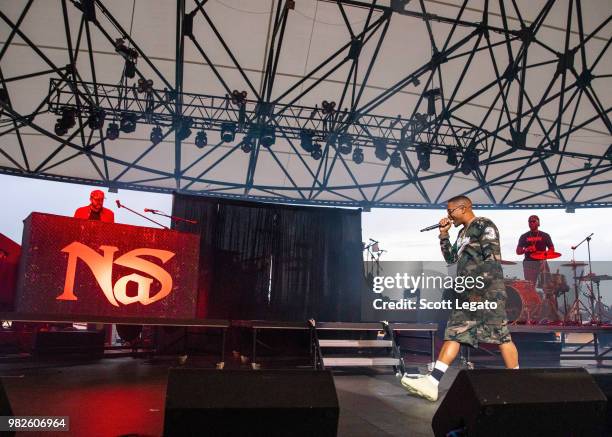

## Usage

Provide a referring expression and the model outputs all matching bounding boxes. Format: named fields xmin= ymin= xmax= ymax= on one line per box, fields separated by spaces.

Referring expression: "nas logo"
xmin=57 ymin=242 xmax=175 ymax=306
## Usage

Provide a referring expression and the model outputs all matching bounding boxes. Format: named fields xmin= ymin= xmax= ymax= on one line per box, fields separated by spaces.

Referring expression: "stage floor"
xmin=0 ymin=356 xmax=609 ymax=437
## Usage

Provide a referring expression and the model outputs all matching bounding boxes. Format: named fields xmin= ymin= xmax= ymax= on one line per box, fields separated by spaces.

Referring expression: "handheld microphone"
xmin=116 ymin=200 xmax=121 ymax=208
xmin=144 ymin=208 xmax=159 ymax=213
xmin=420 ymin=223 xmax=441 ymax=232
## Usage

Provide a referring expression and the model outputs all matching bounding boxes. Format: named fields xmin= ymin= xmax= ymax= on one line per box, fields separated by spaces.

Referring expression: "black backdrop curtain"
xmin=172 ymin=193 xmax=364 ymax=322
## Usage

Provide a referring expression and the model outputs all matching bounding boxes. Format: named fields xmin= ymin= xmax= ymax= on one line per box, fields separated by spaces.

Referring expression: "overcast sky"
xmin=2 ymin=173 xmax=610 ymax=262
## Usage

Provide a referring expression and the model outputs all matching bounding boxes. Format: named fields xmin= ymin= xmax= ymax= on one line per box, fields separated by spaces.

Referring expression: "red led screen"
xmin=15 ymin=213 xmax=200 ymax=321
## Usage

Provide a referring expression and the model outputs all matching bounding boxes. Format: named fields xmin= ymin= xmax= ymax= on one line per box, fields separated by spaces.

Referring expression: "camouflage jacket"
xmin=440 ymin=217 xmax=505 ymax=296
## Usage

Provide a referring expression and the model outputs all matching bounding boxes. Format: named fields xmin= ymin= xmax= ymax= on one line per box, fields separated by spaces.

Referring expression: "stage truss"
xmin=0 ymin=0 xmax=610 ymax=208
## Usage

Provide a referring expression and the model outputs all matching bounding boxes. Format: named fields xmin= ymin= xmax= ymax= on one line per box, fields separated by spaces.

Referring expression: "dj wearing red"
xmin=516 ymin=215 xmax=555 ymax=286
xmin=74 ymin=189 xmax=115 ymax=223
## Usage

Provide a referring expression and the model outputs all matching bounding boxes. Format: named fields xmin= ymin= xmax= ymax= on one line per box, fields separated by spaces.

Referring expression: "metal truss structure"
xmin=0 ymin=0 xmax=610 ymax=209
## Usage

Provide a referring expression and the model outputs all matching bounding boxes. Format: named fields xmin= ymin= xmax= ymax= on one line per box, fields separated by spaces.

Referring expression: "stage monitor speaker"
xmin=432 ymin=368 xmax=607 ymax=437
xmin=163 ymin=369 xmax=339 ymax=437
xmin=0 ymin=379 xmax=14 ymax=436
xmin=592 ymin=373 xmax=612 ymax=435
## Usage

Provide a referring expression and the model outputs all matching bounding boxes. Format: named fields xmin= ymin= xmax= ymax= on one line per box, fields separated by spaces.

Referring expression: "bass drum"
xmin=505 ymin=280 xmax=542 ymax=322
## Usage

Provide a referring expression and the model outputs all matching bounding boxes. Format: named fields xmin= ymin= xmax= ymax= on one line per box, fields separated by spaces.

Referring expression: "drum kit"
xmin=502 ymin=249 xmax=612 ymax=325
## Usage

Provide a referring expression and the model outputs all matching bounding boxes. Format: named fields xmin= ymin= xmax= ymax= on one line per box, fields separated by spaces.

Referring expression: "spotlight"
xmin=137 ymin=78 xmax=153 ymax=94
xmin=54 ymin=107 xmax=76 ymax=136
xmin=446 ymin=147 xmax=458 ymax=166
xmin=106 ymin=122 xmax=119 ymax=140
xmin=241 ymin=135 xmax=254 ymax=153
xmin=230 ymin=90 xmax=247 ymax=106
xmin=461 ymin=148 xmax=479 ymax=175
xmin=176 ymin=117 xmax=193 ymax=141
xmin=374 ymin=139 xmax=387 ymax=161
xmin=416 ymin=145 xmax=431 ymax=171
xmin=220 ymin=122 xmax=236 ymax=143
xmin=195 ymin=130 xmax=207 ymax=148
xmin=390 ymin=150 xmax=402 ymax=168
xmin=260 ymin=126 xmax=275 ymax=148
xmin=423 ymin=88 xmax=441 ymax=116
xmin=87 ymin=110 xmax=106 ymax=130
xmin=114 ymin=38 xmax=138 ymax=79
xmin=352 ymin=147 xmax=364 ymax=164
xmin=300 ymin=130 xmax=314 ymax=153
xmin=321 ymin=100 xmax=336 ymax=115
xmin=311 ymin=143 xmax=322 ymax=160
xmin=119 ymin=113 xmax=137 ymax=133
xmin=338 ymin=133 xmax=352 ymax=155
xmin=150 ymin=126 xmax=163 ymax=145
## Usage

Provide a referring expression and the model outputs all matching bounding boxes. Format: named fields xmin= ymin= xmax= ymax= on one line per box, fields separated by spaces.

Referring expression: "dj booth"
xmin=8 ymin=212 xmax=201 ymax=322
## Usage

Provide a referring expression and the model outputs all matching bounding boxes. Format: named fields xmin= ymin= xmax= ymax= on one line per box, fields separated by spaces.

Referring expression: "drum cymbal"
xmin=561 ymin=261 xmax=588 ymax=267
xmin=500 ymin=259 xmax=517 ymax=265
xmin=576 ymin=273 xmax=612 ymax=282
xmin=530 ymin=250 xmax=561 ymax=260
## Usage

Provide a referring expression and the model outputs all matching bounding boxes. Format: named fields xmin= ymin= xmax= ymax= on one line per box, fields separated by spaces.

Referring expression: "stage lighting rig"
xmin=423 ymin=88 xmax=441 ymax=116
xmin=120 ymin=113 xmax=137 ymax=133
xmin=137 ymin=78 xmax=154 ymax=94
xmin=374 ymin=139 xmax=387 ymax=161
xmin=150 ymin=126 xmax=163 ymax=145
xmin=390 ymin=150 xmax=402 ymax=168
xmin=114 ymin=38 xmax=138 ymax=79
xmin=106 ymin=122 xmax=119 ymax=140
xmin=54 ymin=107 xmax=76 ymax=136
xmin=299 ymin=130 xmax=314 ymax=153
xmin=195 ymin=130 xmax=207 ymax=148
xmin=352 ymin=147 xmax=364 ymax=164
xmin=221 ymin=122 xmax=236 ymax=143
xmin=338 ymin=133 xmax=352 ymax=155
xmin=241 ymin=135 xmax=254 ymax=153
xmin=87 ymin=109 xmax=105 ymax=130
xmin=260 ymin=126 xmax=276 ymax=148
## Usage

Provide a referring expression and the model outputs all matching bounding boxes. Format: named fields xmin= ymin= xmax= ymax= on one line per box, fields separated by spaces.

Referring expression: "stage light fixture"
xmin=311 ymin=143 xmax=322 ymax=160
xmin=120 ymin=113 xmax=137 ymax=133
xmin=352 ymin=147 xmax=364 ymax=164
xmin=230 ymin=90 xmax=247 ymax=106
xmin=54 ymin=107 xmax=76 ymax=136
xmin=241 ymin=136 xmax=254 ymax=153
xmin=87 ymin=110 xmax=106 ymax=130
xmin=390 ymin=150 xmax=402 ymax=168
xmin=150 ymin=126 xmax=163 ymax=145
xmin=321 ymin=100 xmax=336 ymax=115
xmin=260 ymin=126 xmax=275 ymax=148
xmin=176 ymin=117 xmax=193 ymax=141
xmin=461 ymin=148 xmax=479 ymax=175
xmin=423 ymin=88 xmax=441 ymax=116
xmin=338 ymin=133 xmax=352 ymax=155
xmin=106 ymin=122 xmax=119 ymax=140
xmin=416 ymin=144 xmax=431 ymax=170
xmin=195 ymin=130 xmax=207 ymax=148
xmin=374 ymin=139 xmax=388 ymax=161
xmin=220 ymin=122 xmax=236 ymax=143
xmin=137 ymin=78 xmax=153 ymax=94
xmin=446 ymin=147 xmax=458 ymax=166
xmin=300 ymin=130 xmax=314 ymax=153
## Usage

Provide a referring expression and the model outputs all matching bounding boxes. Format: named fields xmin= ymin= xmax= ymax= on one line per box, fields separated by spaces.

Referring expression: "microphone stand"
xmin=573 ymin=233 xmax=597 ymax=324
xmin=116 ymin=201 xmax=168 ymax=229
xmin=147 ymin=210 xmax=198 ymax=225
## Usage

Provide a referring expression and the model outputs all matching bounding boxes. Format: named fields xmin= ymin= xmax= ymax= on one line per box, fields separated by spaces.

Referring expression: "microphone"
xmin=116 ymin=200 xmax=122 ymax=208
xmin=144 ymin=208 xmax=159 ymax=213
xmin=420 ymin=223 xmax=441 ymax=232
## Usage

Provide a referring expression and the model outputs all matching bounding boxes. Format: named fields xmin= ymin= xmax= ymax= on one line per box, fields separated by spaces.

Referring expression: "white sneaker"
xmin=400 ymin=374 xmax=438 ymax=401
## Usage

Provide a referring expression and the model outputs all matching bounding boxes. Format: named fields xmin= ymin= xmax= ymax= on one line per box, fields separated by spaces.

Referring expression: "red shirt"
xmin=73 ymin=206 xmax=115 ymax=223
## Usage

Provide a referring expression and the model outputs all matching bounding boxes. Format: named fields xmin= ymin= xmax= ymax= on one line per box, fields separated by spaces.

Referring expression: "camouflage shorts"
xmin=444 ymin=317 xmax=512 ymax=347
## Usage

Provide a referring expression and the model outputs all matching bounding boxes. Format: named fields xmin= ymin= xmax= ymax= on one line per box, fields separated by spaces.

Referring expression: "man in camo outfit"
xmin=400 ymin=195 xmax=519 ymax=401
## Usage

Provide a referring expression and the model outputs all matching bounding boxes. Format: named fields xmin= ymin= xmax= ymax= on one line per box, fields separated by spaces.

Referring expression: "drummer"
xmin=516 ymin=215 xmax=555 ymax=286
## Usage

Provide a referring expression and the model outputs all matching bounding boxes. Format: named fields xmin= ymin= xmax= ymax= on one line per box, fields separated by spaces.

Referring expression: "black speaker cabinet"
xmin=432 ymin=368 xmax=607 ymax=437
xmin=592 ymin=373 xmax=612 ymax=436
xmin=163 ymin=369 xmax=339 ymax=437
